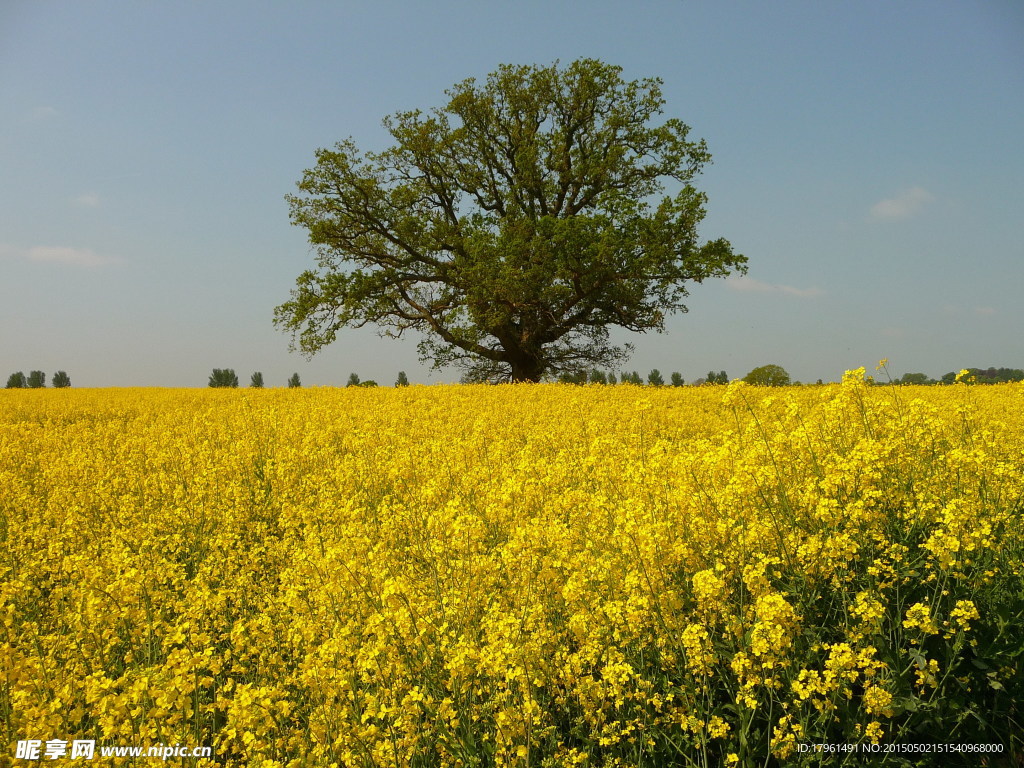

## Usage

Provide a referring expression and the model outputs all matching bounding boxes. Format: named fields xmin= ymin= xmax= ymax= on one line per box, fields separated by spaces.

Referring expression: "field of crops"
xmin=2 ymin=372 xmax=1022 ymax=766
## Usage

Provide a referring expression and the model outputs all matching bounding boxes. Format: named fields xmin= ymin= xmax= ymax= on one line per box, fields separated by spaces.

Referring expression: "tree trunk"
xmin=509 ymin=355 xmax=545 ymax=383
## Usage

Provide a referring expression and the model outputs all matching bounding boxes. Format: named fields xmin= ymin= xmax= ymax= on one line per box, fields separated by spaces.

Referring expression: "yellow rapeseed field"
xmin=2 ymin=370 xmax=1022 ymax=766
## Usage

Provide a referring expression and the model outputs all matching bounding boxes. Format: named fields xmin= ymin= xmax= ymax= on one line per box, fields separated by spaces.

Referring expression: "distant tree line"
xmin=544 ymin=363 xmax=1024 ymax=388
xmin=464 ymin=365 xmax=793 ymax=386
xmin=540 ymin=367 xmax=733 ymax=386
xmin=21 ymin=364 xmax=1013 ymax=390
xmin=207 ymin=369 xmax=413 ymax=388
xmin=206 ymin=369 xmax=301 ymax=388
xmin=890 ymin=368 xmax=1024 ymax=385
xmin=5 ymin=371 xmax=71 ymax=388
xmin=941 ymin=367 xmax=1024 ymax=384
xmin=462 ymin=366 xmax=730 ymax=386
xmin=548 ymin=365 xmax=765 ymax=386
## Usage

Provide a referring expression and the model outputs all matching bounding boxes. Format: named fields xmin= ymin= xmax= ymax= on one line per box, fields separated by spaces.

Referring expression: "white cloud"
xmin=727 ymin=276 xmax=824 ymax=298
xmin=72 ymin=193 xmax=100 ymax=208
xmin=28 ymin=246 xmax=111 ymax=267
xmin=869 ymin=187 xmax=934 ymax=220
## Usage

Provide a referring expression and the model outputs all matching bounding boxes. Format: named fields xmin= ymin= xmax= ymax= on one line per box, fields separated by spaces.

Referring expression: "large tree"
xmin=276 ymin=58 xmax=746 ymax=382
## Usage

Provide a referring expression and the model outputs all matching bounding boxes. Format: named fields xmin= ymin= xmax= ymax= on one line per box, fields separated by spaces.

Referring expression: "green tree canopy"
xmin=6 ymin=371 xmax=26 ymax=389
xmin=209 ymin=369 xmax=239 ymax=388
xmin=897 ymin=372 xmax=934 ymax=385
xmin=52 ymin=371 xmax=71 ymax=388
xmin=27 ymin=371 xmax=45 ymax=388
xmin=288 ymin=373 xmax=302 ymax=388
xmin=276 ymin=58 xmax=746 ymax=382
xmin=743 ymin=364 xmax=791 ymax=387
xmin=395 ymin=371 xmax=410 ymax=387
xmin=250 ymin=372 xmax=265 ymax=388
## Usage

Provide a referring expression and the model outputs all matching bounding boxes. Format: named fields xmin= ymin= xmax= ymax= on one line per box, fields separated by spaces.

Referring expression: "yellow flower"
xmin=903 ymin=602 xmax=939 ymax=635
xmin=681 ymin=623 xmax=715 ymax=676
xmin=769 ymin=715 xmax=803 ymax=759
xmin=914 ymin=659 xmax=941 ymax=690
xmin=864 ymin=721 xmax=884 ymax=744
xmin=862 ymin=684 xmax=893 ymax=716
xmin=707 ymin=715 xmax=730 ymax=739
xmin=950 ymin=600 xmax=980 ymax=632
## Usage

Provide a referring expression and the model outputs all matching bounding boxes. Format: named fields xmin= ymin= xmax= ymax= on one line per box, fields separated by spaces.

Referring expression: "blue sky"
xmin=2 ymin=1 xmax=1022 ymax=387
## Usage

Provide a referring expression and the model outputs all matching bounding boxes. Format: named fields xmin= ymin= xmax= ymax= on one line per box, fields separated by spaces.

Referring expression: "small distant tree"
xmin=557 ymin=369 xmax=588 ymax=384
xmin=27 ymin=371 xmax=46 ymax=388
xmin=743 ymin=364 xmax=790 ymax=387
xmin=360 ymin=380 xmax=379 ymax=387
xmin=620 ymin=371 xmax=643 ymax=385
xmin=647 ymin=369 xmax=665 ymax=386
xmin=52 ymin=371 xmax=71 ymax=388
xmin=288 ymin=373 xmax=302 ymax=388
xmin=589 ymin=369 xmax=608 ymax=385
xmin=395 ymin=371 xmax=410 ymax=387
xmin=670 ymin=372 xmax=684 ymax=387
xmin=209 ymin=369 xmax=239 ymax=388
xmin=607 ymin=372 xmax=617 ymax=385
xmin=898 ymin=372 xmax=933 ymax=385
xmin=250 ymin=372 xmax=265 ymax=388
xmin=346 ymin=373 xmax=361 ymax=387
xmin=6 ymin=371 xmax=27 ymax=388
